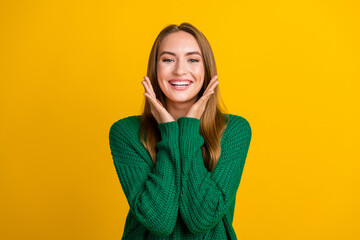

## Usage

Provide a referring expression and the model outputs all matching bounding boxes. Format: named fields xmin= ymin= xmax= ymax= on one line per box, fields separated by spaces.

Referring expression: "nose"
xmin=173 ymin=59 xmax=187 ymax=76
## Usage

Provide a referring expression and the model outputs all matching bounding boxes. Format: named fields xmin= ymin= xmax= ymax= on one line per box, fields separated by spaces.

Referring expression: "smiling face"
xmin=157 ymin=31 xmax=205 ymax=106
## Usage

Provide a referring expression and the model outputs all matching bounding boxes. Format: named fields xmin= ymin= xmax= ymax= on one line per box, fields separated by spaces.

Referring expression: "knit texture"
xmin=109 ymin=114 xmax=252 ymax=239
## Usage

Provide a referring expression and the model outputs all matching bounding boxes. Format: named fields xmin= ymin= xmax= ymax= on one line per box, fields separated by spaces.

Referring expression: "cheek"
xmin=156 ymin=66 xmax=167 ymax=90
xmin=191 ymin=64 xmax=205 ymax=77
xmin=157 ymin=62 xmax=171 ymax=73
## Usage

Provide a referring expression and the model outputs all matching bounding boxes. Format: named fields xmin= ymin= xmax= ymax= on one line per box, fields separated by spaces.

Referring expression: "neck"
xmin=165 ymin=97 xmax=198 ymax=121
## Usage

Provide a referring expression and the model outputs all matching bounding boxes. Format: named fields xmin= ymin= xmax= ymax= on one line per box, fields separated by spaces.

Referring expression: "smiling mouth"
xmin=168 ymin=80 xmax=192 ymax=86
xmin=169 ymin=82 xmax=191 ymax=86
xmin=168 ymin=81 xmax=193 ymax=91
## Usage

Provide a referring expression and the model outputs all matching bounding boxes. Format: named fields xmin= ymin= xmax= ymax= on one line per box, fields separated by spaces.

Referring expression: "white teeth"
xmin=169 ymin=81 xmax=191 ymax=86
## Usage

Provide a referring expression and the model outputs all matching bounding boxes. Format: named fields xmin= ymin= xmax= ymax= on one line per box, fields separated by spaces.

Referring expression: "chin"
xmin=168 ymin=95 xmax=197 ymax=103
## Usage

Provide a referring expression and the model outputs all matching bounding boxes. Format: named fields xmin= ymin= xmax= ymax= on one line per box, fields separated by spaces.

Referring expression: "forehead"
xmin=158 ymin=31 xmax=201 ymax=53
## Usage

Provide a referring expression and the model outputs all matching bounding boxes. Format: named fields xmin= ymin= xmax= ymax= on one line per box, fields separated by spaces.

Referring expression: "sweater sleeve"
xmin=109 ymin=119 xmax=181 ymax=236
xmin=177 ymin=115 xmax=252 ymax=233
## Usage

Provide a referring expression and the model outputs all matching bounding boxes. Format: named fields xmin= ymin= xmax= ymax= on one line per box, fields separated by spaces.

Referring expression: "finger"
xmin=210 ymin=81 xmax=219 ymax=91
xmin=144 ymin=92 xmax=164 ymax=111
xmin=143 ymin=92 xmax=157 ymax=107
xmin=143 ymin=93 xmax=159 ymax=118
xmin=156 ymin=99 xmax=163 ymax=107
xmin=144 ymin=76 xmax=156 ymax=98
xmin=203 ymin=89 xmax=215 ymax=100
xmin=141 ymin=82 xmax=151 ymax=102
xmin=203 ymin=76 xmax=219 ymax=95
xmin=207 ymin=78 xmax=219 ymax=91
xmin=204 ymin=76 xmax=219 ymax=93
xmin=209 ymin=76 xmax=219 ymax=89
xmin=141 ymin=79 xmax=153 ymax=97
xmin=197 ymin=88 xmax=214 ymax=106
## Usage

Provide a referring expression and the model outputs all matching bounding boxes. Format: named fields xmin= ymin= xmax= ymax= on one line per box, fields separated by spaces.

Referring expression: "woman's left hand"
xmin=185 ymin=75 xmax=219 ymax=120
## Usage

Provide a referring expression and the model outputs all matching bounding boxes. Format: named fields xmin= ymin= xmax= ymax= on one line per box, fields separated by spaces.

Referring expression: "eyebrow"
xmin=159 ymin=51 xmax=202 ymax=57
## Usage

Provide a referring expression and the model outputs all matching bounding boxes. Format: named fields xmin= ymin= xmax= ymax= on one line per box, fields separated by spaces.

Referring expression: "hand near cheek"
xmin=185 ymin=75 xmax=219 ymax=120
xmin=142 ymin=76 xmax=176 ymax=124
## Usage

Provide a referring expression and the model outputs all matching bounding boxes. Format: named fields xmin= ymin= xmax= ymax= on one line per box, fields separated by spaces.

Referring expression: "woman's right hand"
xmin=142 ymin=76 xmax=175 ymax=124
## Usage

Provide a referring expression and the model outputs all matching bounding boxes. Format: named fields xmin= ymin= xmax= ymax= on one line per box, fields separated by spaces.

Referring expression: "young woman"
xmin=109 ymin=22 xmax=252 ymax=239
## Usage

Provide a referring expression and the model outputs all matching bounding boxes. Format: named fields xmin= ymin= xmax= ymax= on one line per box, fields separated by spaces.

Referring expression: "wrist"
xmin=177 ymin=117 xmax=202 ymax=138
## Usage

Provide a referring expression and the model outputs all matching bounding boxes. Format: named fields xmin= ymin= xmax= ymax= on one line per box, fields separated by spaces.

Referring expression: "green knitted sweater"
xmin=109 ymin=114 xmax=252 ymax=239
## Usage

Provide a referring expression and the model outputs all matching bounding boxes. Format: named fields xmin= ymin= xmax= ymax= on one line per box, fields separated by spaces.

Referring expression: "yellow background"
xmin=1 ymin=0 xmax=359 ymax=239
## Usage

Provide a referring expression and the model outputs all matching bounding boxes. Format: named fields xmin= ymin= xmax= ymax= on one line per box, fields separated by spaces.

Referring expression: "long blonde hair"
xmin=139 ymin=22 xmax=229 ymax=172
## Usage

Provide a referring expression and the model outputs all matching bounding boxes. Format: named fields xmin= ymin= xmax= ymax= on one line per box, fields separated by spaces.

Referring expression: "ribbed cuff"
xmin=177 ymin=117 xmax=201 ymax=138
xmin=158 ymin=121 xmax=179 ymax=139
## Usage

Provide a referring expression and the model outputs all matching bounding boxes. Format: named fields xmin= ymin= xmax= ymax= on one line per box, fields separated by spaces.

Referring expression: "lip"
xmin=168 ymin=80 xmax=193 ymax=91
xmin=168 ymin=78 xmax=193 ymax=83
